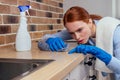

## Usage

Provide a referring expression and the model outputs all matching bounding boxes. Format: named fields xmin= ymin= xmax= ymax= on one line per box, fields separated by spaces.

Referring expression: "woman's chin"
xmin=78 ymin=41 xmax=87 ymax=44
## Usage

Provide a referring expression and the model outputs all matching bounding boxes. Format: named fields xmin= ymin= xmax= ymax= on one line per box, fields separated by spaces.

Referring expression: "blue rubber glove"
xmin=46 ymin=37 xmax=67 ymax=51
xmin=68 ymin=44 xmax=112 ymax=65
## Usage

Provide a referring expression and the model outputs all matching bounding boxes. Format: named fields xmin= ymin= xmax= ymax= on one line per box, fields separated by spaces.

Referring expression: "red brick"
xmin=0 ymin=25 xmax=11 ymax=34
xmin=6 ymin=34 xmax=16 ymax=43
xmin=29 ymin=9 xmax=37 ymax=16
xmin=36 ymin=11 xmax=46 ymax=17
xmin=11 ymin=25 xmax=19 ymax=33
xmin=0 ymin=0 xmax=17 ymax=5
xmin=10 ymin=6 xmax=19 ymax=15
xmin=3 ymin=15 xmax=19 ymax=24
xmin=32 ymin=32 xmax=43 ymax=39
xmin=37 ymin=25 xmax=50 ymax=31
xmin=0 ymin=4 xmax=10 ymax=14
xmin=0 ymin=35 xmax=5 ymax=45
xmin=31 ymin=2 xmax=40 ymax=10
xmin=17 ymin=0 xmax=30 ymax=6
xmin=0 ymin=15 xmax=2 ymax=24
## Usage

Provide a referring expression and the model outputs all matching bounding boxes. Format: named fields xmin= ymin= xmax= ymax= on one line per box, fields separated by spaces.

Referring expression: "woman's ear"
xmin=88 ymin=19 xmax=93 ymax=27
xmin=88 ymin=19 xmax=93 ymax=24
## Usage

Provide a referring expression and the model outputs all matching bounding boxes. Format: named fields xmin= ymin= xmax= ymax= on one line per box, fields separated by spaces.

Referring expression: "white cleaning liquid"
xmin=15 ymin=11 xmax=31 ymax=51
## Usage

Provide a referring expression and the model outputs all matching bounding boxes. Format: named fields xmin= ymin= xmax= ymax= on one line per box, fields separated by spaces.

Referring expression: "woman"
xmin=38 ymin=6 xmax=120 ymax=80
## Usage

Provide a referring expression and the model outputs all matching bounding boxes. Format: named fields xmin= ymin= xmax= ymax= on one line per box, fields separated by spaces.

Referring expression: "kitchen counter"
xmin=0 ymin=41 xmax=84 ymax=80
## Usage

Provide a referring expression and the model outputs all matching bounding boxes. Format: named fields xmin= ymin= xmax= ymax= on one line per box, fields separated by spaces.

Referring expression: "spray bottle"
xmin=15 ymin=5 xmax=31 ymax=51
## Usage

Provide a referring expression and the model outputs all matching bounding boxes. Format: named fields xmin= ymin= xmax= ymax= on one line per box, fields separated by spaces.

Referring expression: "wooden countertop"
xmin=0 ymin=42 xmax=84 ymax=80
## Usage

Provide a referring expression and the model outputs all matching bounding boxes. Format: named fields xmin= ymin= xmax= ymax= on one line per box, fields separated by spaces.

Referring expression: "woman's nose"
xmin=74 ymin=32 xmax=80 ymax=40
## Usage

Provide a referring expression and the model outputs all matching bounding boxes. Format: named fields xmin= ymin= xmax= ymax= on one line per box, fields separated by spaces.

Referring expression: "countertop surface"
xmin=0 ymin=42 xmax=84 ymax=80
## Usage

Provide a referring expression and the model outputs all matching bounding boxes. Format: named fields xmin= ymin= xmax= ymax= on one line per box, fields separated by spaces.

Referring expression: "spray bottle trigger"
xmin=26 ymin=10 xmax=30 ymax=16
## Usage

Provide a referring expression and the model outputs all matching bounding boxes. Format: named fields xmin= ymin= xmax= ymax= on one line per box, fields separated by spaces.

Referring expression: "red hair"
xmin=63 ymin=6 xmax=102 ymax=26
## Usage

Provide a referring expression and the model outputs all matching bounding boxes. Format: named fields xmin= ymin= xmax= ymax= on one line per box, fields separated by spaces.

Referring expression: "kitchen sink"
xmin=0 ymin=58 xmax=54 ymax=80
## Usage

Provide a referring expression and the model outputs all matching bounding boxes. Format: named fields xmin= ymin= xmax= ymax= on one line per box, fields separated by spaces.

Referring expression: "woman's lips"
xmin=78 ymin=39 xmax=84 ymax=44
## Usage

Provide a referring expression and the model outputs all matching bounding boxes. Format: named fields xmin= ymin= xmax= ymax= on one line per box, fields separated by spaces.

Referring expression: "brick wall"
xmin=0 ymin=0 xmax=64 ymax=47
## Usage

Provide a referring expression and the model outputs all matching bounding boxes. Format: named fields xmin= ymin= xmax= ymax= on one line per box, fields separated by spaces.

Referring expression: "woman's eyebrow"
xmin=69 ymin=27 xmax=83 ymax=34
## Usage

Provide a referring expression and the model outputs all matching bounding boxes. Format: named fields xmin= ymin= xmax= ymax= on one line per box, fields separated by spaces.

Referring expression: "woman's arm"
xmin=107 ymin=25 xmax=120 ymax=74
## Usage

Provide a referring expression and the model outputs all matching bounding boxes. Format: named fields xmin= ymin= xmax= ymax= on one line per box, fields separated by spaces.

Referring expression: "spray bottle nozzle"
xmin=18 ymin=5 xmax=31 ymax=12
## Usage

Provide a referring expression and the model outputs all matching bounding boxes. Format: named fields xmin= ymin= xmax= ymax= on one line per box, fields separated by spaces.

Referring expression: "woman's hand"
xmin=68 ymin=44 xmax=112 ymax=65
xmin=46 ymin=37 xmax=67 ymax=51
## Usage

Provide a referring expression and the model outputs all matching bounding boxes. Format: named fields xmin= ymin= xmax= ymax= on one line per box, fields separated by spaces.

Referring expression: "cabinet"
xmin=63 ymin=54 xmax=97 ymax=80
xmin=63 ymin=61 xmax=90 ymax=80
xmin=62 ymin=42 xmax=96 ymax=80
xmin=63 ymin=73 xmax=70 ymax=80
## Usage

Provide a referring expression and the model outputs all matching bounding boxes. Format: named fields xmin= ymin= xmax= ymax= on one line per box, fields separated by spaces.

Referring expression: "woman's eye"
xmin=69 ymin=32 xmax=74 ymax=35
xmin=77 ymin=28 xmax=83 ymax=32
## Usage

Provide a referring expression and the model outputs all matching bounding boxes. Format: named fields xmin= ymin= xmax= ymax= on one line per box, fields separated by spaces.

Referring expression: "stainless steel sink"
xmin=0 ymin=58 xmax=54 ymax=80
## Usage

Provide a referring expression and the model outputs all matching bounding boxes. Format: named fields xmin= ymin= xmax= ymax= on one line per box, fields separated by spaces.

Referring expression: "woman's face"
xmin=65 ymin=20 xmax=93 ymax=44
